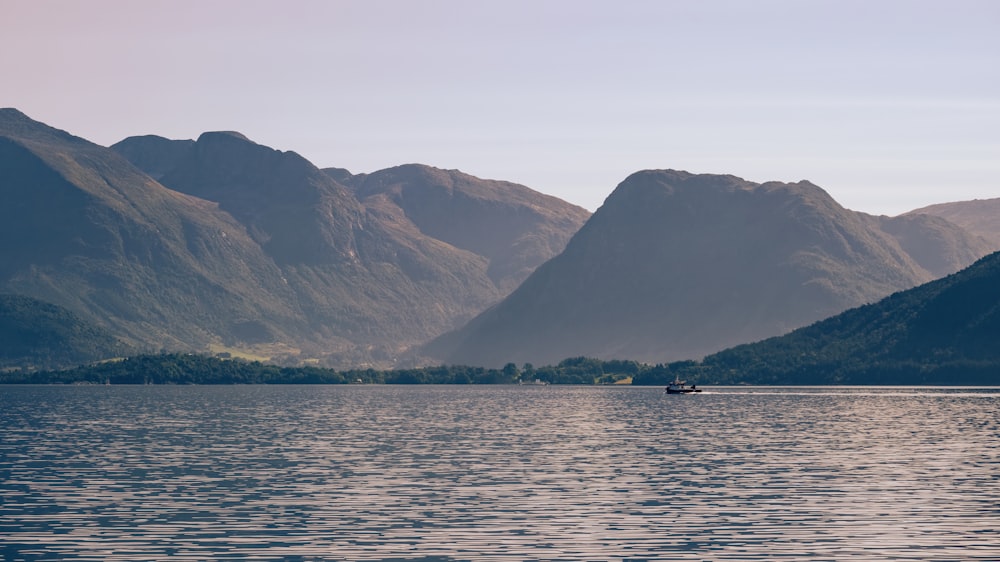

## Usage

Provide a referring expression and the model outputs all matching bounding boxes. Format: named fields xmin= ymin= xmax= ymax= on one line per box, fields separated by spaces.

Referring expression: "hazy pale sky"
xmin=3 ymin=0 xmax=998 ymax=214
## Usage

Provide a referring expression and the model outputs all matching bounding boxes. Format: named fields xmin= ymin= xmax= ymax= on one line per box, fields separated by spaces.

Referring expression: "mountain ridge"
xmin=905 ymin=198 xmax=1000 ymax=249
xmin=114 ymin=130 xmax=589 ymax=363
xmin=0 ymin=109 xmax=588 ymax=367
xmin=338 ymin=163 xmax=591 ymax=292
xmin=423 ymin=169 xmax=993 ymax=367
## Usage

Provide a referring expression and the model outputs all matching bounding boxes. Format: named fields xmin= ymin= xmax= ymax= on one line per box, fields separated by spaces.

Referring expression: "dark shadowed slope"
xmin=681 ymin=250 xmax=1000 ymax=385
xmin=425 ymin=170 xmax=992 ymax=367
xmin=0 ymin=294 xmax=134 ymax=370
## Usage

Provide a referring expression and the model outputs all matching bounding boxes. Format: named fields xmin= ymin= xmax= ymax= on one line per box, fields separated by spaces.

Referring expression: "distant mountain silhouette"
xmin=877 ymin=212 xmax=993 ymax=278
xmin=111 ymin=134 xmax=194 ymax=180
xmin=0 ymin=110 xmax=587 ymax=367
xmin=905 ymin=198 xmax=1000 ymax=249
xmin=662 ymin=250 xmax=1000 ymax=385
xmin=424 ymin=170 xmax=992 ymax=367
xmin=335 ymin=163 xmax=591 ymax=292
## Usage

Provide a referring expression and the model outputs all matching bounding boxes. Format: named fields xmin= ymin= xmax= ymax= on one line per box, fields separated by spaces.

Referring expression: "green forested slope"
xmin=2 ymin=354 xmax=640 ymax=385
xmin=635 ymin=251 xmax=1000 ymax=385
xmin=0 ymin=294 xmax=132 ymax=370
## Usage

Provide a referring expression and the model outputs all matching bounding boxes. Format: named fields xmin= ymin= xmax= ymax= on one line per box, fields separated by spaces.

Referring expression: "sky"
xmin=3 ymin=0 xmax=998 ymax=215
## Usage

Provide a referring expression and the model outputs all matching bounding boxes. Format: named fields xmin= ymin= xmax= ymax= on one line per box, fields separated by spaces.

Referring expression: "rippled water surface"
xmin=2 ymin=385 xmax=999 ymax=561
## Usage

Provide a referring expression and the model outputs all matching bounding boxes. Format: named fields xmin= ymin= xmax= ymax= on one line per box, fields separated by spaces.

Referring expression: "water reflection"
xmin=1 ymin=385 xmax=998 ymax=560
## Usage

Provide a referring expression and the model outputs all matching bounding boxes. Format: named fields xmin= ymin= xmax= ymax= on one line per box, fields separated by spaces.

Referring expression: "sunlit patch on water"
xmin=1 ymin=385 xmax=998 ymax=560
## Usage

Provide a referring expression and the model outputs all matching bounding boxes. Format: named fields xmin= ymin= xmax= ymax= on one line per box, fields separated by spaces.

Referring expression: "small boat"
xmin=665 ymin=377 xmax=701 ymax=394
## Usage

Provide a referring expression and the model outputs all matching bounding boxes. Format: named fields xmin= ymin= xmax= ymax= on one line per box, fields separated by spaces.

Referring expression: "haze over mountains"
xmin=905 ymin=199 xmax=1000 ymax=249
xmin=333 ymin=164 xmax=588 ymax=294
xmin=1 ymin=107 xmax=995 ymax=371
xmin=424 ymin=170 xmax=993 ymax=367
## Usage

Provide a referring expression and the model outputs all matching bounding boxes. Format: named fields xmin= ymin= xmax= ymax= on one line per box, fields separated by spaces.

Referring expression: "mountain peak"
xmin=608 ymin=169 xmax=760 ymax=201
xmin=197 ymin=130 xmax=252 ymax=143
xmin=0 ymin=108 xmax=83 ymax=147
xmin=111 ymin=135 xmax=196 ymax=180
xmin=0 ymin=107 xmax=31 ymax=121
xmin=424 ymin=169 xmax=989 ymax=367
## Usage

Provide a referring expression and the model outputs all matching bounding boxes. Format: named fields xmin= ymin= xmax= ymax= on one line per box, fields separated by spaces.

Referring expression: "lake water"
xmin=1 ymin=385 xmax=998 ymax=561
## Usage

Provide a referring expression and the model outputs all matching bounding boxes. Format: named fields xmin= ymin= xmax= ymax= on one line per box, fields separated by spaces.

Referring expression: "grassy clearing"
xmin=208 ymin=344 xmax=273 ymax=363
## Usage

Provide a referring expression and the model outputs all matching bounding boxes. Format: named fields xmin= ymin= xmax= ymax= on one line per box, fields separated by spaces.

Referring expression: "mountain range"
xmin=423 ymin=170 xmax=993 ymax=367
xmin=1 ymin=108 xmax=995 ymax=372
xmin=1 ymin=108 xmax=588 ymax=368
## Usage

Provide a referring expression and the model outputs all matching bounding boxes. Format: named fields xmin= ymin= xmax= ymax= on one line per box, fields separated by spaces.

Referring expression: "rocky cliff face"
xmin=423 ymin=169 xmax=993 ymax=367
